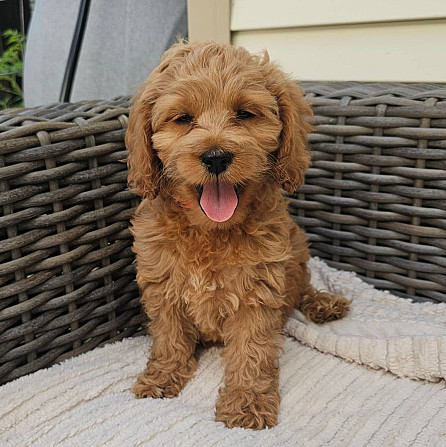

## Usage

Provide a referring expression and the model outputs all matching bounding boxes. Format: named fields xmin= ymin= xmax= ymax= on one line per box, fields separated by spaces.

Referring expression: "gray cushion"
xmin=24 ymin=0 xmax=187 ymax=107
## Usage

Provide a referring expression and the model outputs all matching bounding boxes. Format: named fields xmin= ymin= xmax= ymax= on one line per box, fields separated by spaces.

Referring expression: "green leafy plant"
xmin=0 ymin=29 xmax=25 ymax=109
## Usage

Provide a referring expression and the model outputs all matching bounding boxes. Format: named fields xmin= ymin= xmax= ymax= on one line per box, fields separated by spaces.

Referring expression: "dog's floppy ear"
xmin=125 ymin=41 xmax=194 ymax=199
xmin=125 ymin=83 xmax=161 ymax=199
xmin=270 ymin=74 xmax=313 ymax=193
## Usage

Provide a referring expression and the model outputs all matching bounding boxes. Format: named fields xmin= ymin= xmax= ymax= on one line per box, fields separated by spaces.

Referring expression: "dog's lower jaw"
xmin=178 ymin=180 xmax=272 ymax=229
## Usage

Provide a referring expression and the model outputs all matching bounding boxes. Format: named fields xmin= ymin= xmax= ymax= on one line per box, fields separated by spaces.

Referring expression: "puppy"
xmin=126 ymin=41 xmax=349 ymax=430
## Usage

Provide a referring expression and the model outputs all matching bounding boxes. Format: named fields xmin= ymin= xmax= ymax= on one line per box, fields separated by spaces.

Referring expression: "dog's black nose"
xmin=201 ymin=150 xmax=234 ymax=175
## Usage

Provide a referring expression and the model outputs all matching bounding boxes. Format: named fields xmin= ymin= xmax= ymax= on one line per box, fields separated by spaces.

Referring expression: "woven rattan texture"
xmin=294 ymin=82 xmax=446 ymax=303
xmin=0 ymin=82 xmax=445 ymax=384
xmin=0 ymin=99 xmax=144 ymax=384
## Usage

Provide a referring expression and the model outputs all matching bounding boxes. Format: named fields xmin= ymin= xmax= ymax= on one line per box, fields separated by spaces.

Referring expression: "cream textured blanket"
xmin=1 ymin=258 xmax=446 ymax=446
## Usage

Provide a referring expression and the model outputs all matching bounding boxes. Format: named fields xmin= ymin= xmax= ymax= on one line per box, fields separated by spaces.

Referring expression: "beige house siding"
xmin=188 ymin=0 xmax=446 ymax=83
xmin=232 ymin=20 xmax=446 ymax=82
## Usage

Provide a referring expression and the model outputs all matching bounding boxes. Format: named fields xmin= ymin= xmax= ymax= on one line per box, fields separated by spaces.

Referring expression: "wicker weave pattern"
xmin=0 ymin=99 xmax=144 ymax=384
xmin=1 ymin=82 xmax=446 ymax=384
xmin=295 ymin=82 xmax=446 ymax=303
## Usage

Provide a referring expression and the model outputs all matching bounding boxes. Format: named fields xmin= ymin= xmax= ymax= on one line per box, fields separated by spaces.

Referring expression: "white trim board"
xmin=231 ymin=0 xmax=446 ymax=30
xmin=188 ymin=0 xmax=231 ymax=43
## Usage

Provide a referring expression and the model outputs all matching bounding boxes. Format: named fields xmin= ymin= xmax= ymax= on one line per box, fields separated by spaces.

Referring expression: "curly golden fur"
xmin=126 ymin=41 xmax=350 ymax=430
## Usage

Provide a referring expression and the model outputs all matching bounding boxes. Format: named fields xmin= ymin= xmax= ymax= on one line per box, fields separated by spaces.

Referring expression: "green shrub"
xmin=0 ymin=29 xmax=25 ymax=109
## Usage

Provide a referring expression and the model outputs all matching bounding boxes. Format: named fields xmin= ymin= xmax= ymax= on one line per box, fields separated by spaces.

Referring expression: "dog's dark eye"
xmin=236 ymin=110 xmax=255 ymax=120
xmin=175 ymin=114 xmax=193 ymax=124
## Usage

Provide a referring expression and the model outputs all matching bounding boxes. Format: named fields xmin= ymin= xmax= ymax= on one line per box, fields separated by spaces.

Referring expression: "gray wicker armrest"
xmin=1 ymin=82 xmax=446 ymax=384
xmin=0 ymin=98 xmax=145 ymax=384
xmin=297 ymin=82 xmax=446 ymax=304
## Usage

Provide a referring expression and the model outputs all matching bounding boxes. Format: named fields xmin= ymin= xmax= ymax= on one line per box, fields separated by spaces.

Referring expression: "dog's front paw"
xmin=132 ymin=357 xmax=197 ymax=399
xmin=215 ymin=387 xmax=279 ymax=430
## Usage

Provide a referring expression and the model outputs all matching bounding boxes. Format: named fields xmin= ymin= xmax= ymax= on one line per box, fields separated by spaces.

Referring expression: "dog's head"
xmin=126 ymin=41 xmax=312 ymax=227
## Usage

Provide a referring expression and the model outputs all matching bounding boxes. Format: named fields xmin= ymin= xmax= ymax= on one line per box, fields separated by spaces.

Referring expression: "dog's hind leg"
xmin=287 ymin=223 xmax=350 ymax=324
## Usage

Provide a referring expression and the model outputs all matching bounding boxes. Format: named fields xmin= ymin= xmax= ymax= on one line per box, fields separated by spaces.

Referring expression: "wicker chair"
xmin=1 ymin=82 xmax=445 ymax=385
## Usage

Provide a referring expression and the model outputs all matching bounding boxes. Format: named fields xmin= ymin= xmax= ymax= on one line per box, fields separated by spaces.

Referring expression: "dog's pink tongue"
xmin=200 ymin=182 xmax=238 ymax=222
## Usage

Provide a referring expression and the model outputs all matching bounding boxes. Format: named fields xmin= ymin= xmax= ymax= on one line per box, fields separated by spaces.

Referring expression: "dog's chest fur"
xmin=132 ymin=199 xmax=294 ymax=343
